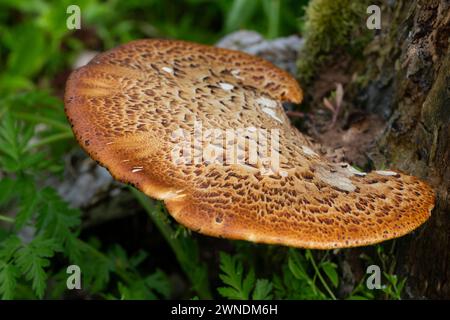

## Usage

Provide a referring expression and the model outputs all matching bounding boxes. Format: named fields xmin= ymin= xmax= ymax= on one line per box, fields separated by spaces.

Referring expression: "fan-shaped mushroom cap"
xmin=65 ymin=39 xmax=434 ymax=249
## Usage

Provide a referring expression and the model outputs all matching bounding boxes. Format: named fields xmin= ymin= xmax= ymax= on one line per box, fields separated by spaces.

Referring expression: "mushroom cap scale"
xmin=65 ymin=39 xmax=434 ymax=249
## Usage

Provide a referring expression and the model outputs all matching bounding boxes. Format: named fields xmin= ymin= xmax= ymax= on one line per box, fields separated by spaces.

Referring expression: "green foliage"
xmin=253 ymin=279 xmax=274 ymax=300
xmin=132 ymin=190 xmax=212 ymax=299
xmin=223 ymin=0 xmax=308 ymax=39
xmin=0 ymin=261 xmax=19 ymax=299
xmin=12 ymin=236 xmax=60 ymax=298
xmin=218 ymin=249 xmax=406 ymax=300
xmin=0 ymin=0 xmax=408 ymax=301
xmin=217 ymin=250 xmax=336 ymax=300
xmin=103 ymin=245 xmax=172 ymax=300
xmin=0 ymin=235 xmax=60 ymax=299
xmin=0 ymin=107 xmax=171 ymax=299
xmin=297 ymin=0 xmax=372 ymax=82
xmin=285 ymin=249 xmax=336 ymax=299
xmin=382 ymin=273 xmax=406 ymax=300
xmin=217 ymin=252 xmax=273 ymax=300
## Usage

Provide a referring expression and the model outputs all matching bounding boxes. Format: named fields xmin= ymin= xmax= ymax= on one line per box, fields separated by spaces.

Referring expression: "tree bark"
xmin=362 ymin=0 xmax=449 ymax=298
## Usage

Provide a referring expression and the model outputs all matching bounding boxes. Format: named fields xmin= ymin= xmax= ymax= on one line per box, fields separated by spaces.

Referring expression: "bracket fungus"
xmin=64 ymin=39 xmax=435 ymax=249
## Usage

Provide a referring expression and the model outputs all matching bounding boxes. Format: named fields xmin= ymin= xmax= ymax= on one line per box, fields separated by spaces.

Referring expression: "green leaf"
xmin=117 ymin=282 xmax=132 ymax=300
xmin=321 ymin=262 xmax=339 ymax=288
xmin=224 ymin=0 xmax=259 ymax=33
xmin=0 ymin=235 xmax=22 ymax=260
xmin=218 ymin=252 xmax=255 ymax=300
xmin=14 ymin=236 xmax=60 ymax=298
xmin=217 ymin=286 xmax=242 ymax=300
xmin=0 ymin=178 xmax=16 ymax=206
xmin=5 ymin=23 xmax=47 ymax=77
xmin=398 ymin=277 xmax=407 ymax=294
xmin=0 ymin=74 xmax=34 ymax=92
xmin=0 ymin=263 xmax=19 ymax=300
xmin=242 ymin=268 xmax=256 ymax=297
xmin=286 ymin=250 xmax=327 ymax=299
xmin=262 ymin=0 xmax=280 ymax=38
xmin=15 ymin=179 xmax=39 ymax=229
xmin=74 ymin=240 xmax=112 ymax=293
xmin=129 ymin=250 xmax=148 ymax=268
xmin=252 ymin=279 xmax=273 ymax=300
xmin=288 ymin=252 xmax=308 ymax=280
xmin=109 ymin=244 xmax=129 ymax=271
xmin=145 ymin=269 xmax=171 ymax=299
xmin=0 ymin=112 xmax=21 ymax=164
xmin=36 ymin=188 xmax=81 ymax=261
xmin=0 ymin=112 xmax=39 ymax=172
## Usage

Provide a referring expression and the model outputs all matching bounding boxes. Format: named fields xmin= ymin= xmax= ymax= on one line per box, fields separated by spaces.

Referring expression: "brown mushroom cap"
xmin=65 ymin=39 xmax=434 ymax=249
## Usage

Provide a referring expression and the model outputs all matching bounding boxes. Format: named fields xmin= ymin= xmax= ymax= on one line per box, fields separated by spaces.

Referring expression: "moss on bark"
xmin=297 ymin=0 xmax=372 ymax=83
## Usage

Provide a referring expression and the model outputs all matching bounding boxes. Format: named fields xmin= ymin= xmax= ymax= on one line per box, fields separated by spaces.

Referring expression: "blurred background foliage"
xmin=0 ymin=0 xmax=404 ymax=300
xmin=0 ymin=0 xmax=307 ymax=94
xmin=0 ymin=0 xmax=308 ymax=172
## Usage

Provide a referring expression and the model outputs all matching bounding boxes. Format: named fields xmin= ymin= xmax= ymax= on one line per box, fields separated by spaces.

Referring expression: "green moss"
xmin=297 ymin=0 xmax=372 ymax=83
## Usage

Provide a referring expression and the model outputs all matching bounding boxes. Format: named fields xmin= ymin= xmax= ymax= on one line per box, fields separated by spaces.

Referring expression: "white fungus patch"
xmin=219 ymin=82 xmax=234 ymax=91
xmin=131 ymin=166 xmax=144 ymax=173
xmin=158 ymin=190 xmax=186 ymax=200
xmin=347 ymin=165 xmax=367 ymax=176
xmin=280 ymin=170 xmax=288 ymax=177
xmin=246 ymin=233 xmax=257 ymax=241
xmin=73 ymin=50 xmax=98 ymax=69
xmin=231 ymin=69 xmax=242 ymax=79
xmin=301 ymin=145 xmax=318 ymax=157
xmin=375 ymin=170 xmax=399 ymax=176
xmin=256 ymin=96 xmax=277 ymax=109
xmin=262 ymin=108 xmax=283 ymax=123
xmin=162 ymin=66 xmax=174 ymax=74
xmin=316 ymin=166 xmax=356 ymax=192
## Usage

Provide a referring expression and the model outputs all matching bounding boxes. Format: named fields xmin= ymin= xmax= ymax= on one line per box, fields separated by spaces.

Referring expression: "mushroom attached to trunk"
xmin=64 ymin=39 xmax=434 ymax=249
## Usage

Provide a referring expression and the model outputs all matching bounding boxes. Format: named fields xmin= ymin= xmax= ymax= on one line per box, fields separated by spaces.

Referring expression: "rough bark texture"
xmin=362 ymin=0 xmax=449 ymax=298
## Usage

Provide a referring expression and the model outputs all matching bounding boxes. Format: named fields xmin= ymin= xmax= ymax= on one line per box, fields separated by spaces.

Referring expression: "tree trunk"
xmin=362 ymin=0 xmax=449 ymax=298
